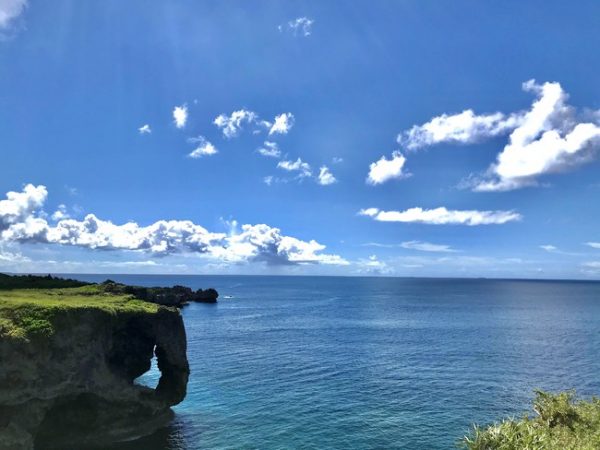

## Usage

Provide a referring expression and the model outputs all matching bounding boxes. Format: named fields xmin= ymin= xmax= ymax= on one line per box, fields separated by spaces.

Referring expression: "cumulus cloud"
xmin=586 ymin=242 xmax=600 ymax=249
xmin=401 ymin=80 xmax=600 ymax=191
xmin=0 ymin=0 xmax=26 ymax=29
xmin=173 ymin=105 xmax=188 ymax=129
xmin=280 ymin=17 xmax=314 ymax=37
xmin=277 ymin=158 xmax=312 ymax=178
xmin=257 ymin=141 xmax=281 ymax=158
xmin=267 ymin=113 xmax=295 ymax=135
xmin=317 ymin=166 xmax=337 ymax=185
xmin=359 ymin=206 xmax=521 ymax=226
xmin=0 ymin=184 xmax=47 ymax=230
xmin=0 ymin=185 xmax=347 ymax=267
xmin=51 ymin=204 xmax=69 ymax=221
xmin=188 ymin=136 xmax=218 ymax=158
xmin=213 ymin=109 xmax=258 ymax=138
xmin=473 ymin=81 xmax=600 ymax=191
xmin=355 ymin=255 xmax=393 ymax=275
xmin=138 ymin=124 xmax=151 ymax=134
xmin=399 ymin=110 xmax=522 ymax=150
xmin=400 ymin=240 xmax=457 ymax=252
xmin=366 ymin=151 xmax=408 ymax=185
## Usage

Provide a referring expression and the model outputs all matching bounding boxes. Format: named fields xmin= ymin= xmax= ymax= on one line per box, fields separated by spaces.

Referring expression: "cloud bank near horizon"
xmin=0 ymin=184 xmax=348 ymax=267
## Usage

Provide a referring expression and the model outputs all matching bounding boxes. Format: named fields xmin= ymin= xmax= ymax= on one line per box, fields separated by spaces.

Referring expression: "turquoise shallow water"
xmin=67 ymin=275 xmax=600 ymax=449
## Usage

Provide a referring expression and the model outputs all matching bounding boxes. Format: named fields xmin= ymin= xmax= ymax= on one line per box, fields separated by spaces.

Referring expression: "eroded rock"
xmin=0 ymin=306 xmax=189 ymax=449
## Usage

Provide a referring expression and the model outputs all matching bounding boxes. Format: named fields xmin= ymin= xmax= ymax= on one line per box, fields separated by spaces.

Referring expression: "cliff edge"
xmin=0 ymin=282 xmax=190 ymax=449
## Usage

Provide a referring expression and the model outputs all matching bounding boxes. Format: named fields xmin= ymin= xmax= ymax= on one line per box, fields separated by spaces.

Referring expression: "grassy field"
xmin=461 ymin=390 xmax=600 ymax=449
xmin=0 ymin=284 xmax=160 ymax=342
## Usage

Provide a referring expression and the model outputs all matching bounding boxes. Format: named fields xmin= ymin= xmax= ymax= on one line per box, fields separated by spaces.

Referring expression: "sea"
xmin=61 ymin=275 xmax=600 ymax=449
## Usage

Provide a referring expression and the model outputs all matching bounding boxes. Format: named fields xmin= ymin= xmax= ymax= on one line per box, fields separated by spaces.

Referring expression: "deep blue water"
xmin=64 ymin=275 xmax=600 ymax=449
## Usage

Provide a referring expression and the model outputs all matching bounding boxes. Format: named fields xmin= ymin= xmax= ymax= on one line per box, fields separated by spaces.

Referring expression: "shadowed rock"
xmin=101 ymin=281 xmax=219 ymax=307
xmin=0 ymin=304 xmax=189 ymax=449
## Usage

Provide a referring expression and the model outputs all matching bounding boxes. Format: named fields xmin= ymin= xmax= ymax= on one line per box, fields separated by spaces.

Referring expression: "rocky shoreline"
xmin=0 ymin=274 xmax=218 ymax=449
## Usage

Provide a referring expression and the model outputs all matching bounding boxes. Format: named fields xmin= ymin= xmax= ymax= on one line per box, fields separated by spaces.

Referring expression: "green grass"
xmin=460 ymin=390 xmax=600 ymax=449
xmin=0 ymin=285 xmax=160 ymax=342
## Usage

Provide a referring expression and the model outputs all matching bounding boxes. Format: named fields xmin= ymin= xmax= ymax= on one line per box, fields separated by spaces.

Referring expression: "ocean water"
xmin=66 ymin=275 xmax=600 ymax=449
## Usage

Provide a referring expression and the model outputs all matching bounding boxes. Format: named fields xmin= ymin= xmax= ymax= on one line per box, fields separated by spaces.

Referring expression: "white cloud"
xmin=138 ymin=124 xmax=151 ymax=134
xmin=277 ymin=158 xmax=312 ymax=177
xmin=366 ymin=151 xmax=407 ymax=185
xmin=0 ymin=184 xmax=347 ymax=267
xmin=213 ymin=109 xmax=258 ymax=138
xmin=355 ymin=254 xmax=394 ymax=275
xmin=540 ymin=244 xmax=558 ymax=252
xmin=188 ymin=136 xmax=218 ymax=158
xmin=332 ymin=157 xmax=344 ymax=164
xmin=586 ymin=242 xmax=600 ymax=249
xmin=398 ymin=80 xmax=600 ymax=191
xmin=399 ymin=110 xmax=522 ymax=150
xmin=582 ymin=261 xmax=600 ymax=275
xmin=173 ymin=105 xmax=188 ymax=129
xmin=268 ymin=113 xmax=295 ymax=135
xmin=213 ymin=110 xmax=295 ymax=138
xmin=400 ymin=240 xmax=457 ymax=252
xmin=359 ymin=206 xmax=522 ymax=226
xmin=317 ymin=166 xmax=337 ymax=185
xmin=0 ymin=0 xmax=26 ymax=29
xmin=474 ymin=81 xmax=600 ymax=191
xmin=281 ymin=17 xmax=314 ymax=37
xmin=257 ymin=141 xmax=281 ymax=158
xmin=0 ymin=183 xmax=47 ymax=230
xmin=51 ymin=204 xmax=70 ymax=221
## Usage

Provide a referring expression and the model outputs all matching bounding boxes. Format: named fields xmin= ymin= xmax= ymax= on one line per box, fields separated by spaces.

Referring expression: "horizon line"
xmin=3 ymin=271 xmax=600 ymax=284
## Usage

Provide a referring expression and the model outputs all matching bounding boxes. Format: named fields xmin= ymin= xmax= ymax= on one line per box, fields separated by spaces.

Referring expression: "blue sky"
xmin=1 ymin=0 xmax=600 ymax=278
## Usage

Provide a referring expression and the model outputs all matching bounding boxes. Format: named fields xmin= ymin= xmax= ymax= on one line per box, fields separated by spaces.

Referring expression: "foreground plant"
xmin=460 ymin=390 xmax=600 ymax=449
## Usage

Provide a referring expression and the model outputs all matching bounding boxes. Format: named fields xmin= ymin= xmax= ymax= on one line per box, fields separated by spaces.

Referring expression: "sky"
xmin=1 ymin=0 xmax=600 ymax=279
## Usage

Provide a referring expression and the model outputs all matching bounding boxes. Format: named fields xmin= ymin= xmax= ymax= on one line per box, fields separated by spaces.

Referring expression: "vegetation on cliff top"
xmin=0 ymin=283 xmax=160 ymax=342
xmin=461 ymin=390 xmax=600 ymax=449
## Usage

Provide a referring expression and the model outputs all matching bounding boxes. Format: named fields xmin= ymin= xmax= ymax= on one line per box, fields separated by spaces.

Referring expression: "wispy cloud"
xmin=359 ymin=206 xmax=522 ymax=226
xmin=280 ymin=17 xmax=314 ymax=37
xmin=399 ymin=110 xmax=521 ymax=150
xmin=214 ymin=109 xmax=258 ymax=138
xmin=187 ymin=136 xmax=218 ymax=158
xmin=277 ymin=158 xmax=312 ymax=178
xmin=138 ymin=124 xmax=151 ymax=134
xmin=0 ymin=0 xmax=27 ymax=30
xmin=257 ymin=141 xmax=281 ymax=158
xmin=214 ymin=110 xmax=295 ymax=138
xmin=400 ymin=240 xmax=457 ymax=252
xmin=586 ymin=242 xmax=600 ymax=249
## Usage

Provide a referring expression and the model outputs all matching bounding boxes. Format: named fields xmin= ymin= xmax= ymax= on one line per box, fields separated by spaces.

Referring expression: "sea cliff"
xmin=0 ymin=275 xmax=214 ymax=449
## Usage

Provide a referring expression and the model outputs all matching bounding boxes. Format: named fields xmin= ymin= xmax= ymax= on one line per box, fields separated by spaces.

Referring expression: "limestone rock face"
xmin=0 ymin=307 xmax=189 ymax=449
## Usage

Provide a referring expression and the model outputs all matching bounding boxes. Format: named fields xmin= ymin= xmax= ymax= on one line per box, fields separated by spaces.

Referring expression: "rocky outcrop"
xmin=101 ymin=281 xmax=219 ymax=307
xmin=0 ymin=306 xmax=189 ymax=449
